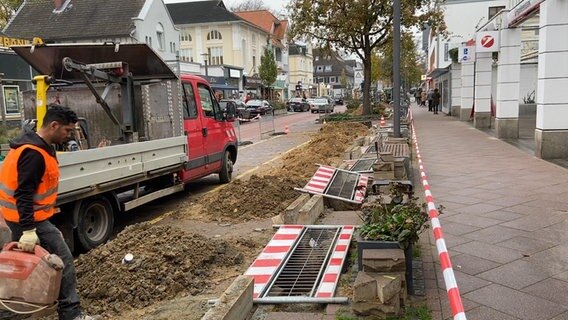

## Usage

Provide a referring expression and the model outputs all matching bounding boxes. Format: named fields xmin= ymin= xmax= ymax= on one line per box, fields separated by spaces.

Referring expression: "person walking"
xmin=420 ymin=90 xmax=427 ymax=107
xmin=427 ymin=89 xmax=434 ymax=112
xmin=432 ymin=88 xmax=441 ymax=114
xmin=0 ymin=105 xmax=100 ymax=320
xmin=414 ymin=88 xmax=422 ymax=104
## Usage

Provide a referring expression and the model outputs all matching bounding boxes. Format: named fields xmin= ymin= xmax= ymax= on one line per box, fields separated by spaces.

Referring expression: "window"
xmin=316 ymin=66 xmax=323 ymax=73
xmin=172 ymin=42 xmax=176 ymax=54
xmin=208 ymin=46 xmax=223 ymax=65
xmin=207 ymin=30 xmax=222 ymax=41
xmin=330 ymin=76 xmax=337 ymax=83
xmin=318 ymin=77 xmax=324 ymax=83
xmin=252 ymin=33 xmax=257 ymax=45
xmin=181 ymin=31 xmax=192 ymax=42
xmin=324 ymin=65 xmax=332 ymax=72
xmin=180 ymin=48 xmax=193 ymax=62
xmin=252 ymin=49 xmax=257 ymax=71
xmin=3 ymin=86 xmax=20 ymax=115
xmin=182 ymin=83 xmax=198 ymax=119
xmin=197 ymin=84 xmax=220 ymax=118
xmin=488 ymin=6 xmax=505 ymax=19
xmin=156 ymin=23 xmax=165 ymax=51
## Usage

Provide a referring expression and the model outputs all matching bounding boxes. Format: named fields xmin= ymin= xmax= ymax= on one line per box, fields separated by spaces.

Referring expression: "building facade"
xmin=312 ymin=48 xmax=355 ymax=97
xmin=288 ymin=42 xmax=314 ymax=98
xmin=166 ymin=1 xmax=270 ymax=98
xmin=4 ymin=0 xmax=179 ymax=62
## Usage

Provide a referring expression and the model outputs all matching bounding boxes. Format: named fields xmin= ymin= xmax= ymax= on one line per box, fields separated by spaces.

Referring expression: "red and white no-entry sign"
xmin=476 ymin=31 xmax=499 ymax=52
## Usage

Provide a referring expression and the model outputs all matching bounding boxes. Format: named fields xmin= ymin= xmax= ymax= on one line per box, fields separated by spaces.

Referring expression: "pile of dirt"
xmin=275 ymin=122 xmax=369 ymax=179
xmin=197 ymin=174 xmax=304 ymax=221
xmin=180 ymin=122 xmax=369 ymax=222
xmin=75 ymin=223 xmax=245 ymax=317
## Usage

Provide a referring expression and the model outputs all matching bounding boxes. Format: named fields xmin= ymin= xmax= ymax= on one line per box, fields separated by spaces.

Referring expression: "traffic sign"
xmin=475 ymin=31 xmax=499 ymax=53
xmin=458 ymin=46 xmax=475 ymax=63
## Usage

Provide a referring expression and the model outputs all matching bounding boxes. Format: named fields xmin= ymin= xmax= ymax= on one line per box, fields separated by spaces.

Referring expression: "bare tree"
xmin=229 ymin=0 xmax=268 ymax=12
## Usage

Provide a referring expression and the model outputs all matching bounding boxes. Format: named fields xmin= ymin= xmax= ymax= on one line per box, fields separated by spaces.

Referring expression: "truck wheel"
xmin=76 ymin=196 xmax=114 ymax=250
xmin=219 ymin=150 xmax=234 ymax=184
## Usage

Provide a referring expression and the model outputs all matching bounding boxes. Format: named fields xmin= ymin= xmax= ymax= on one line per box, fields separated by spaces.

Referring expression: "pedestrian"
xmin=432 ymin=88 xmax=441 ymax=114
xmin=427 ymin=89 xmax=434 ymax=112
xmin=420 ymin=90 xmax=427 ymax=107
xmin=0 ymin=105 xmax=101 ymax=320
xmin=215 ymin=90 xmax=223 ymax=102
xmin=414 ymin=88 xmax=421 ymax=104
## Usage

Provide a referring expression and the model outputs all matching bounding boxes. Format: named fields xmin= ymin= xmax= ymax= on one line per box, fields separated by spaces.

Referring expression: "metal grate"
xmin=265 ymin=227 xmax=340 ymax=297
xmin=382 ymin=143 xmax=409 ymax=158
xmin=351 ymin=158 xmax=376 ymax=172
xmin=365 ymin=144 xmax=378 ymax=153
xmin=325 ymin=170 xmax=359 ymax=200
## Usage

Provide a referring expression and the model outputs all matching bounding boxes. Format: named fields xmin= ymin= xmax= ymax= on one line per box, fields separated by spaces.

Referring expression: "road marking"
xmin=148 ymin=138 xmax=312 ymax=225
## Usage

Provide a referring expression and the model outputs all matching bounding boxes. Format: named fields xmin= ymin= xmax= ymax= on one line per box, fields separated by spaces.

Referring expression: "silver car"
xmin=310 ymin=97 xmax=334 ymax=113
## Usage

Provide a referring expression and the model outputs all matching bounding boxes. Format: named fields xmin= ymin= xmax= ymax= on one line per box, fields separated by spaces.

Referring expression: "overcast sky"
xmin=163 ymin=0 xmax=289 ymax=15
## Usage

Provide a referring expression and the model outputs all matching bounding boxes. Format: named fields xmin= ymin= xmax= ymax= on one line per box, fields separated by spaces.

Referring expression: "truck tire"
xmin=219 ymin=150 xmax=234 ymax=184
xmin=76 ymin=196 xmax=115 ymax=250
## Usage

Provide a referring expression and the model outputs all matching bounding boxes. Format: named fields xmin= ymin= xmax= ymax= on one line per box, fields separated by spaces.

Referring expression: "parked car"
xmin=220 ymin=99 xmax=250 ymax=120
xmin=334 ymin=95 xmax=344 ymax=105
xmin=246 ymin=99 xmax=273 ymax=117
xmin=310 ymin=97 xmax=334 ymax=113
xmin=287 ymin=98 xmax=310 ymax=112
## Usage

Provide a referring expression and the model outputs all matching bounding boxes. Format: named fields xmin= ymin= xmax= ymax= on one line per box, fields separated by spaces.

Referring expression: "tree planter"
xmin=356 ymin=234 xmax=414 ymax=295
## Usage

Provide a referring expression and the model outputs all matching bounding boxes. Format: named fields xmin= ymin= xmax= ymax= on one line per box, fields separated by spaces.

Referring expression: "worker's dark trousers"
xmin=428 ymin=100 xmax=433 ymax=111
xmin=7 ymin=220 xmax=82 ymax=320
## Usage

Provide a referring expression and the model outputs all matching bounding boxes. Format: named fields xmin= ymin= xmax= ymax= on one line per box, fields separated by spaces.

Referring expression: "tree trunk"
xmin=362 ymin=51 xmax=372 ymax=115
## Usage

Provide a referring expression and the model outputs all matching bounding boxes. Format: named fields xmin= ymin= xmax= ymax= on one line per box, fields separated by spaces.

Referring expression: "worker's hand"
xmin=18 ymin=229 xmax=39 ymax=252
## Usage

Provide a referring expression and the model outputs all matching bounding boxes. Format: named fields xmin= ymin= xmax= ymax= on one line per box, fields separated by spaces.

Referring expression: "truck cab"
xmin=179 ymin=74 xmax=237 ymax=183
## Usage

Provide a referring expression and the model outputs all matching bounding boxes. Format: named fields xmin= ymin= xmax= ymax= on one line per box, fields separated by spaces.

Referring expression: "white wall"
xmin=133 ymin=0 xmax=179 ymax=61
xmin=430 ymin=0 xmax=508 ymax=70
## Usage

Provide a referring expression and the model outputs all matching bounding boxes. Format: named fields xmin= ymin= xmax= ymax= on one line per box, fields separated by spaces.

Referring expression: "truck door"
xmin=196 ymin=83 xmax=226 ymax=173
xmin=180 ymin=81 xmax=207 ymax=181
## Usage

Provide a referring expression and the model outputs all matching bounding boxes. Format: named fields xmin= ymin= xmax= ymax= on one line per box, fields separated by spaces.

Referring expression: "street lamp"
xmin=201 ymin=52 xmax=209 ymax=76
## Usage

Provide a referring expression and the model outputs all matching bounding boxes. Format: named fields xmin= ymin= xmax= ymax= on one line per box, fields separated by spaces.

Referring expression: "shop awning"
xmin=427 ymin=66 xmax=450 ymax=79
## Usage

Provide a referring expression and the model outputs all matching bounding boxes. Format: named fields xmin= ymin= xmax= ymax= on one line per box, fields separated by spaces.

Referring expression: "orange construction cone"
xmin=380 ymin=115 xmax=386 ymax=128
xmin=285 ymin=125 xmax=290 ymax=134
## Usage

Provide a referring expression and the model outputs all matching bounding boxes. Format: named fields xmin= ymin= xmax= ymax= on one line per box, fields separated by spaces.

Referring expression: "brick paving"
xmin=413 ymin=106 xmax=568 ymax=320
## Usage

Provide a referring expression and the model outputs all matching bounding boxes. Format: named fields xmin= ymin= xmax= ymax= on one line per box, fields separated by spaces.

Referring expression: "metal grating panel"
xmin=382 ymin=143 xmax=409 ymax=158
xmin=351 ymin=159 xmax=376 ymax=172
xmin=326 ymin=170 xmax=359 ymax=200
xmin=264 ymin=227 xmax=340 ymax=297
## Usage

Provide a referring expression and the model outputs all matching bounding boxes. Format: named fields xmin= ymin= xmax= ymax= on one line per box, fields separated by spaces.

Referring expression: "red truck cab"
xmin=179 ymin=74 xmax=238 ymax=184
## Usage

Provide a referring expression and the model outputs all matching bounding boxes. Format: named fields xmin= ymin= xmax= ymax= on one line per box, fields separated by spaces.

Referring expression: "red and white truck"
xmin=6 ymin=43 xmax=238 ymax=251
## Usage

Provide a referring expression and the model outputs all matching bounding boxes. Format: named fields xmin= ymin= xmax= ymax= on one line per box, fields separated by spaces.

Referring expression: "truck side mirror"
xmin=224 ymin=102 xmax=236 ymax=122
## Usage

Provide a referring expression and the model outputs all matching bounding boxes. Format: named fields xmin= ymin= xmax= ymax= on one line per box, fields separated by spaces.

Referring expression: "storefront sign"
xmin=229 ymin=69 xmax=241 ymax=78
xmin=458 ymin=46 xmax=476 ymax=63
xmin=0 ymin=36 xmax=30 ymax=48
xmin=475 ymin=31 xmax=500 ymax=53
xmin=507 ymin=0 xmax=544 ymax=27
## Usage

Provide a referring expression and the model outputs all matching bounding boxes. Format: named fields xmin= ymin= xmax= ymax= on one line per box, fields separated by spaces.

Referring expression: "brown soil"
xmin=73 ymin=223 xmax=250 ymax=318
xmin=176 ymin=122 xmax=369 ymax=223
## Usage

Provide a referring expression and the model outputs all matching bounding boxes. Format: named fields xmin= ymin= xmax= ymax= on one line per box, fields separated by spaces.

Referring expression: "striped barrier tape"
xmin=409 ymin=108 xmax=467 ymax=320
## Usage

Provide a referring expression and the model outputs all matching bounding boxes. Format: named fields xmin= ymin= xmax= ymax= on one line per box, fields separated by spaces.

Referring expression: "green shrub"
xmin=345 ymin=99 xmax=361 ymax=110
xmin=270 ymin=101 xmax=286 ymax=110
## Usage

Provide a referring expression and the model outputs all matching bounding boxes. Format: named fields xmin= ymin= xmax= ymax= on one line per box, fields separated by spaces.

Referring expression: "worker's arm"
xmin=14 ymin=149 xmax=45 ymax=231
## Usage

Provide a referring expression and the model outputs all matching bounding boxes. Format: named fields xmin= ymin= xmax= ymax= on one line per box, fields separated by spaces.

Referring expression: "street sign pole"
xmin=393 ymin=0 xmax=401 ymax=138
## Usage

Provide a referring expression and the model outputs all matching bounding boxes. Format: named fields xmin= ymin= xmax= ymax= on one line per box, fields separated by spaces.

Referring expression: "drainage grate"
xmin=350 ymin=158 xmax=376 ymax=172
xmin=296 ymin=166 xmax=369 ymax=204
xmin=265 ymin=227 xmax=340 ymax=297
xmin=382 ymin=143 xmax=409 ymax=158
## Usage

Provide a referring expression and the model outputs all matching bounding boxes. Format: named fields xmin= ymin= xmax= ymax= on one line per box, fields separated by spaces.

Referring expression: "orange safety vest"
xmin=0 ymin=144 xmax=59 ymax=223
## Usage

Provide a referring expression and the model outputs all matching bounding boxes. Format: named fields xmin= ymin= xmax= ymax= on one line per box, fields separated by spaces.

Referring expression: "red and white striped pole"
xmin=409 ymin=109 xmax=467 ymax=320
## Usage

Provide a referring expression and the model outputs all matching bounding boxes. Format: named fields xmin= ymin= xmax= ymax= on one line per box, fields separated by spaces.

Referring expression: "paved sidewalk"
xmin=412 ymin=106 xmax=568 ymax=320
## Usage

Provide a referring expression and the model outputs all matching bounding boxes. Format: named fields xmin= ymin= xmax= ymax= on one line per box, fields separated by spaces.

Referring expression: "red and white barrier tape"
xmin=409 ymin=109 xmax=467 ymax=320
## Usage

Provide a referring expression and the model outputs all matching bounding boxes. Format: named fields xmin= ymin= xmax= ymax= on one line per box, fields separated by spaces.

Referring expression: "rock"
xmin=362 ymin=249 xmax=406 ymax=273
xmin=353 ymin=272 xmax=378 ymax=302
xmin=375 ymin=274 xmax=402 ymax=303
xmin=352 ymin=293 xmax=401 ymax=317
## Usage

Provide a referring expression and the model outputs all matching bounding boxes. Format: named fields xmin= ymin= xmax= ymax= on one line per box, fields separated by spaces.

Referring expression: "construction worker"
xmin=0 ymin=105 xmax=100 ymax=320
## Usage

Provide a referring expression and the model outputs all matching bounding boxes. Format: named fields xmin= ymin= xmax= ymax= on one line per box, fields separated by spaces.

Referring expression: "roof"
xmin=313 ymin=48 xmax=355 ymax=77
xmin=4 ymin=0 xmax=146 ymax=41
xmin=166 ymin=1 xmax=241 ymax=25
xmin=234 ymin=10 xmax=287 ymax=47
xmin=289 ymin=43 xmax=308 ymax=56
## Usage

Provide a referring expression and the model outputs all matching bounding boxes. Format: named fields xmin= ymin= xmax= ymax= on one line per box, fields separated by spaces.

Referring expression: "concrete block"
xmin=297 ymin=194 xmax=324 ymax=225
xmin=202 ymin=275 xmax=254 ymax=320
xmin=372 ymin=162 xmax=393 ymax=172
xmin=374 ymin=274 xmax=402 ymax=303
xmin=350 ymin=145 xmax=362 ymax=159
xmin=379 ymin=152 xmax=394 ymax=162
xmin=352 ymin=293 xmax=401 ymax=317
xmin=282 ymin=193 xmax=311 ymax=224
xmin=362 ymin=249 xmax=406 ymax=273
xmin=353 ymin=272 xmax=378 ymax=302
xmin=271 ymin=214 xmax=284 ymax=225
xmin=373 ymin=170 xmax=395 ymax=180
